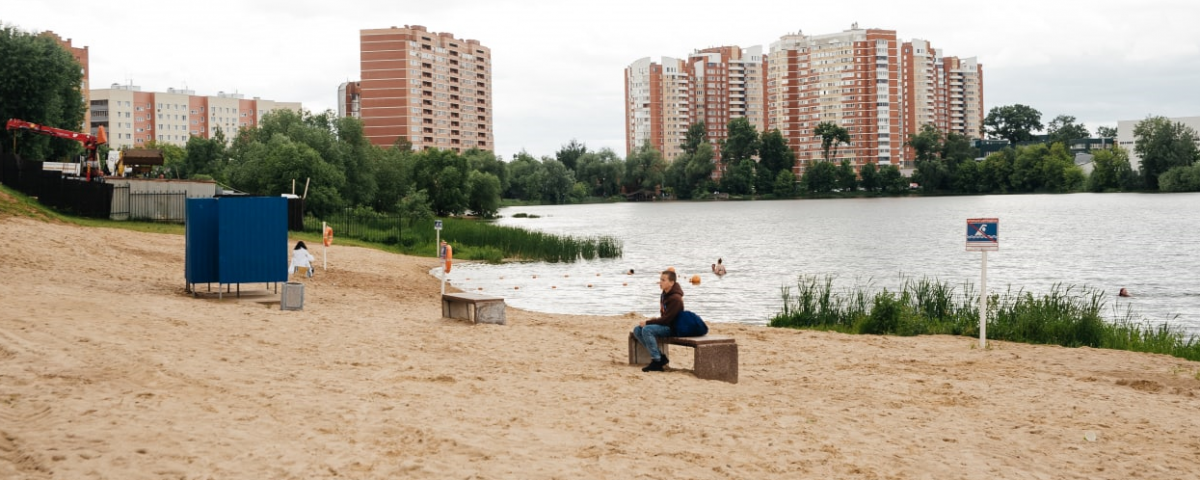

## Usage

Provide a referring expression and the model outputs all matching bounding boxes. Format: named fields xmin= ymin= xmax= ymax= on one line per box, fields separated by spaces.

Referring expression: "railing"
xmin=110 ymin=185 xmax=187 ymax=222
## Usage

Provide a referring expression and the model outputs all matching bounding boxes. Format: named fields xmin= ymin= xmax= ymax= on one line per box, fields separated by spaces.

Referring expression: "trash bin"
xmin=281 ymin=282 xmax=304 ymax=311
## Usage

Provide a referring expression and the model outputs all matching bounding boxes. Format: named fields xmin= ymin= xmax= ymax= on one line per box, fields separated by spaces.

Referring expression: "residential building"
xmin=1117 ymin=116 xmax=1200 ymax=171
xmin=338 ymin=81 xmax=361 ymax=118
xmin=358 ymin=25 xmax=493 ymax=152
xmin=624 ymin=45 xmax=765 ymax=164
xmin=41 ymin=31 xmax=90 ymax=132
xmin=627 ymin=25 xmax=984 ymax=176
xmin=88 ymin=84 xmax=301 ymax=149
xmin=765 ymin=26 xmax=902 ymax=173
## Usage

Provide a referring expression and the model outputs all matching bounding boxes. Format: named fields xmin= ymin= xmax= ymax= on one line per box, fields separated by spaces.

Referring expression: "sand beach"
xmin=1 ymin=213 xmax=1198 ymax=479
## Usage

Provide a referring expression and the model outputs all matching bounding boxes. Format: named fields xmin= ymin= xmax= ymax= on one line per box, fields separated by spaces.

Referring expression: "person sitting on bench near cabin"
xmin=291 ymin=241 xmax=315 ymax=277
xmin=631 ymin=270 xmax=684 ymax=372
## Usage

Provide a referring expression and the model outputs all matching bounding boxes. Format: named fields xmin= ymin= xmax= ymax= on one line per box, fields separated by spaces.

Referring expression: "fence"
xmin=302 ymin=210 xmax=405 ymax=244
xmin=110 ymin=185 xmax=187 ymax=222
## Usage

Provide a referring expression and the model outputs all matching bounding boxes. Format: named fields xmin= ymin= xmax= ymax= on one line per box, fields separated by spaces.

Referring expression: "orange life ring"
xmin=443 ymin=244 xmax=453 ymax=273
xmin=323 ymin=226 xmax=333 ymax=247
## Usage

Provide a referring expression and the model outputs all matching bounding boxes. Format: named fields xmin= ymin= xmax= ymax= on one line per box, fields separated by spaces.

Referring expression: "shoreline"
xmin=2 ymin=215 xmax=1199 ymax=479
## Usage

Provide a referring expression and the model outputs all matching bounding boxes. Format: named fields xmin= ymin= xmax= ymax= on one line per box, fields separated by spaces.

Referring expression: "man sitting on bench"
xmin=631 ymin=270 xmax=683 ymax=372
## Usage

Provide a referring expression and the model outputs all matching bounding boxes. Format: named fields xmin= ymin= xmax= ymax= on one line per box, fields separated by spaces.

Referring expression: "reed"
xmin=771 ymin=275 xmax=1200 ymax=361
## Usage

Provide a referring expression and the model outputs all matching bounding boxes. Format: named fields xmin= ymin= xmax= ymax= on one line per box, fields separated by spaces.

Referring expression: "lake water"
xmin=435 ymin=193 xmax=1200 ymax=335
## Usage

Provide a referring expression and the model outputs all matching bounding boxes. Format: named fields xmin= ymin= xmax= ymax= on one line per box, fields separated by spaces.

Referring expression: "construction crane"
xmin=5 ymin=118 xmax=107 ymax=180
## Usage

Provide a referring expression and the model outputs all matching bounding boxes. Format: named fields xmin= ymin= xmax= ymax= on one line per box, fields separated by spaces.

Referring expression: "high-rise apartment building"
xmin=628 ymin=25 xmax=983 ymax=175
xmin=624 ymin=46 xmax=765 ymax=163
xmin=358 ymin=25 xmax=493 ymax=152
xmin=89 ymin=84 xmax=301 ymax=149
xmin=338 ymin=81 xmax=362 ymax=119
xmin=42 ymin=31 xmax=90 ymax=132
xmin=765 ymin=27 xmax=902 ymax=173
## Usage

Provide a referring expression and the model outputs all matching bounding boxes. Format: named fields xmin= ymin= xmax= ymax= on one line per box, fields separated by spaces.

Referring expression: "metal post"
xmin=322 ymin=221 xmax=328 ymax=271
xmin=979 ymin=249 xmax=988 ymax=348
xmin=437 ymin=229 xmax=444 ymax=295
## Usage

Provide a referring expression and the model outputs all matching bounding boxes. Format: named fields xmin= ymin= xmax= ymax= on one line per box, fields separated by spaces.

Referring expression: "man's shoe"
xmin=642 ymin=358 xmax=664 ymax=372
xmin=660 ymin=354 xmax=669 ymax=367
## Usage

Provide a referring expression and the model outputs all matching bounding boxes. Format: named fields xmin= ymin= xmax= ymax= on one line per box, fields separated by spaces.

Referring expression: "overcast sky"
xmin=5 ymin=0 xmax=1198 ymax=159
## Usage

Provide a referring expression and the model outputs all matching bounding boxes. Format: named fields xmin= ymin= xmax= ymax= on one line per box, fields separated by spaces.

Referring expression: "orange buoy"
xmin=690 ymin=275 xmax=701 ymax=285
xmin=552 ymin=286 xmax=557 ymax=289
xmin=667 ymin=266 xmax=676 ymax=272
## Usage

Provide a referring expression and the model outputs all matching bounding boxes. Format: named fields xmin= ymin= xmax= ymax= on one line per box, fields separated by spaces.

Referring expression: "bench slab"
xmin=628 ymin=333 xmax=738 ymax=383
xmin=442 ymin=293 xmax=506 ymax=325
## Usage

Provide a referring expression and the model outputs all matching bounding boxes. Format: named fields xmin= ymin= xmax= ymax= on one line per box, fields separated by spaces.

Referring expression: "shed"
xmin=185 ymin=196 xmax=288 ymax=296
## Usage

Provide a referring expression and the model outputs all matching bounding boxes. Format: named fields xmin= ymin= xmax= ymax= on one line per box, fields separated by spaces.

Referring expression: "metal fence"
xmin=303 ymin=210 xmax=405 ymax=244
xmin=110 ymin=185 xmax=187 ymax=222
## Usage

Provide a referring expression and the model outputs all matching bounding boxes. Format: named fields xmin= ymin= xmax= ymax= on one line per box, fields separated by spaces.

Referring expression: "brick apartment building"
xmin=626 ymin=24 xmax=984 ymax=175
xmin=88 ymin=84 xmax=301 ymax=150
xmin=356 ymin=25 xmax=493 ymax=152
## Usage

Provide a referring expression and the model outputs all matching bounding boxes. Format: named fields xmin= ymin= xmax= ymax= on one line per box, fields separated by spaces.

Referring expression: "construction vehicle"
xmin=5 ymin=118 xmax=107 ymax=180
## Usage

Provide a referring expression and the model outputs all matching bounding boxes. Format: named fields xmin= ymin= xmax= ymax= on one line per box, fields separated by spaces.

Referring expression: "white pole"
xmin=437 ymin=230 xmax=444 ymax=295
xmin=979 ymin=249 xmax=988 ymax=348
xmin=322 ymin=221 xmax=328 ymax=271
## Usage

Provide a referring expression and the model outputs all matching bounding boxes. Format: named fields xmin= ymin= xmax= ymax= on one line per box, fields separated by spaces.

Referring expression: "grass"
xmin=771 ymin=274 xmax=1200 ymax=361
xmin=1 ymin=184 xmax=185 ymax=234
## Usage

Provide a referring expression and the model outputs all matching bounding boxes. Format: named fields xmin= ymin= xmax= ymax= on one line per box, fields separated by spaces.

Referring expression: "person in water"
xmin=712 ymin=258 xmax=727 ymax=276
xmin=1119 ymin=288 xmax=1131 ymax=297
xmin=631 ymin=270 xmax=684 ymax=372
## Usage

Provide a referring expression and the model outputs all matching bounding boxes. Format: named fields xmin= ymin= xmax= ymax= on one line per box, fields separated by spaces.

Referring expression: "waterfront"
xmin=440 ymin=193 xmax=1200 ymax=334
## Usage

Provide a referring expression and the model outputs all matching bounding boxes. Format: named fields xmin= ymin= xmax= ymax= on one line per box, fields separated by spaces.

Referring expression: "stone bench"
xmin=628 ymin=333 xmax=738 ymax=383
xmin=442 ymin=293 xmax=506 ymax=325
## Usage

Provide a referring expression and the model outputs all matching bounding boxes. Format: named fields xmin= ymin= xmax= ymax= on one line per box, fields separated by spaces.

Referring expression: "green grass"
xmin=771 ymin=274 xmax=1200 ymax=361
xmin=1 ymin=184 xmax=185 ymax=234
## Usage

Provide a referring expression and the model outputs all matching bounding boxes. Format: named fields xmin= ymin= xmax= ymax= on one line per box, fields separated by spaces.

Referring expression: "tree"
xmin=719 ymin=158 xmax=755 ymax=195
xmin=574 ymin=148 xmax=623 ymax=197
xmin=983 ymin=104 xmax=1043 ymax=145
xmin=907 ymin=124 xmax=943 ymax=163
xmin=225 ymin=133 xmax=346 ymax=217
xmin=801 ymin=160 xmax=837 ymax=194
xmin=1086 ymin=147 xmax=1135 ymax=192
xmin=181 ymin=134 xmax=227 ymax=180
xmin=467 ymin=171 xmax=501 ymax=218
xmin=878 ymin=165 xmax=907 ymax=194
xmin=859 ymin=162 xmax=879 ymax=192
xmin=1158 ymin=163 xmax=1200 ymax=192
xmin=409 ymin=148 xmax=469 ymax=216
xmin=1095 ymin=126 xmax=1118 ymax=138
xmin=836 ymin=160 xmax=858 ymax=192
xmin=144 ymin=141 xmax=186 ymax=178
xmin=505 ymin=151 xmax=545 ymax=201
xmin=1133 ymin=116 xmax=1200 ymax=190
xmin=0 ymin=25 xmax=86 ymax=161
xmin=541 ymin=158 xmax=576 ymax=204
xmin=682 ymin=121 xmax=707 ymax=155
xmin=624 ymin=142 xmax=667 ymax=191
xmin=758 ymin=129 xmax=796 ymax=193
xmin=1046 ymin=114 xmax=1090 ymax=147
xmin=814 ymin=122 xmax=850 ymax=162
xmin=555 ymin=139 xmax=587 ymax=172
xmin=773 ymin=170 xmax=796 ymax=198
xmin=464 ymin=148 xmax=508 ymax=193
xmin=720 ymin=117 xmax=760 ymax=166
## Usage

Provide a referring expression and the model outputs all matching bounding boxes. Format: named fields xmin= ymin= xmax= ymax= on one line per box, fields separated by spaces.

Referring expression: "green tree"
xmin=859 ymin=162 xmax=880 ymax=193
xmin=373 ymin=146 xmax=413 ymax=212
xmin=464 ymin=148 xmax=508 ymax=193
xmin=624 ymin=142 xmax=667 ymax=191
xmin=409 ymin=148 xmax=468 ymax=216
xmin=719 ymin=158 xmax=755 ymax=195
xmin=802 ymin=160 xmax=837 ymax=194
xmin=555 ymin=139 xmax=587 ymax=173
xmin=682 ymin=121 xmax=707 ymax=155
xmin=758 ymin=129 xmax=796 ymax=194
xmin=878 ymin=164 xmax=907 ymax=194
xmin=505 ymin=151 xmax=545 ymax=201
xmin=983 ymin=104 xmax=1043 ymax=145
xmin=720 ymin=117 xmax=760 ymax=166
xmin=1133 ymin=116 xmax=1200 ymax=190
xmin=1086 ymin=147 xmax=1135 ymax=192
xmin=1046 ymin=114 xmax=1090 ymax=147
xmin=1158 ymin=163 xmax=1200 ymax=192
xmin=836 ymin=159 xmax=858 ymax=192
xmin=541 ymin=158 xmax=576 ymax=204
xmin=0 ymin=25 xmax=86 ymax=161
xmin=225 ymin=133 xmax=346 ymax=217
xmin=466 ymin=171 xmax=501 ymax=218
xmin=814 ymin=122 xmax=850 ymax=162
xmin=574 ymin=148 xmax=623 ymax=197
xmin=143 ymin=141 xmax=186 ymax=178
xmin=772 ymin=169 xmax=796 ymax=198
xmin=181 ymin=134 xmax=227 ymax=180
xmin=907 ymin=124 xmax=943 ymax=163
xmin=1095 ymin=126 xmax=1118 ymax=138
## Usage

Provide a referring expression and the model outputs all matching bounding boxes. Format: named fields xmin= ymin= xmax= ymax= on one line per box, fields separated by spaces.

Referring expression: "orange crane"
xmin=5 ymin=118 xmax=107 ymax=180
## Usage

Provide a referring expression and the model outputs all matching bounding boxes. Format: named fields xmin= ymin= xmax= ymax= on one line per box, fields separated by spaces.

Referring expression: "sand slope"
xmin=1 ymin=216 xmax=1198 ymax=479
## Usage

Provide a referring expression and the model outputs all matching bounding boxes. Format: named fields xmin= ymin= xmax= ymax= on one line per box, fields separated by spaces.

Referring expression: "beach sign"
xmin=434 ymin=220 xmax=443 ymax=231
xmin=965 ymin=218 xmax=999 ymax=251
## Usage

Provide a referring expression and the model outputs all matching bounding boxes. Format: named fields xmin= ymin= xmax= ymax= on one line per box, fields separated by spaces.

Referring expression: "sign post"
xmin=966 ymin=218 xmax=999 ymax=348
xmin=435 ymin=220 xmax=445 ymax=294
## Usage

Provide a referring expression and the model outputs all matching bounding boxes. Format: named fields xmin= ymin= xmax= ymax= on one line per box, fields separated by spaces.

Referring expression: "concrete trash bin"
xmin=281 ymin=282 xmax=304 ymax=310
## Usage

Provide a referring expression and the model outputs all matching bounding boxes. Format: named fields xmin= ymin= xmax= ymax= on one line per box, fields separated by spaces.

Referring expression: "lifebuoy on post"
xmin=323 ymin=226 xmax=333 ymax=247
xmin=443 ymin=244 xmax=453 ymax=273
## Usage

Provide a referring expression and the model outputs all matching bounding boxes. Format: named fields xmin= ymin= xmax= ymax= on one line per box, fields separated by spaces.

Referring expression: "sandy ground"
xmin=1 ymin=213 xmax=1199 ymax=480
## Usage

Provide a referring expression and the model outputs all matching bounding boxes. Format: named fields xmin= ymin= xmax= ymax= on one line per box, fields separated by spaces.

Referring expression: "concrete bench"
xmin=628 ymin=333 xmax=738 ymax=383
xmin=442 ymin=293 xmax=506 ymax=325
